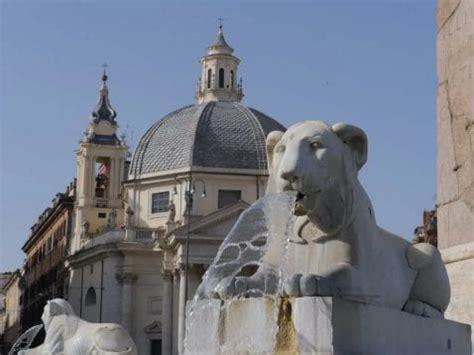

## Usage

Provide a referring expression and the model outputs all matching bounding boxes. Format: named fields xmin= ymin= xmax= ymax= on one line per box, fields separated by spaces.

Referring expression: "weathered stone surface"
xmin=437 ymin=0 xmax=474 ymax=344
xmin=437 ymin=0 xmax=474 ymax=249
xmin=442 ymin=242 xmax=474 ymax=346
xmin=292 ymin=297 xmax=333 ymax=353
xmin=185 ymin=297 xmax=472 ymax=354
xmin=294 ymin=297 xmax=471 ymax=354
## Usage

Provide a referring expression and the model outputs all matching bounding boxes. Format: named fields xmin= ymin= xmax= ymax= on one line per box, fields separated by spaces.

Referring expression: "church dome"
xmin=129 ymin=27 xmax=286 ymax=179
xmin=129 ymin=101 xmax=285 ymax=177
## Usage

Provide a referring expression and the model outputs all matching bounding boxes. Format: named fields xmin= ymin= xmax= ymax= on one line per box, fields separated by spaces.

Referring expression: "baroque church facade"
xmin=65 ymin=26 xmax=285 ymax=355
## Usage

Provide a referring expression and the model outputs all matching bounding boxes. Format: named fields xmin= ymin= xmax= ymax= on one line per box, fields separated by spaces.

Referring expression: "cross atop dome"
xmin=196 ymin=24 xmax=244 ymax=103
xmin=209 ymin=18 xmax=232 ymax=50
xmin=101 ymin=62 xmax=108 ymax=82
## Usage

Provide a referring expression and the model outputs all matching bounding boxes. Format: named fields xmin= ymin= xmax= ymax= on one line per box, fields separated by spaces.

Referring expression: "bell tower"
xmin=72 ymin=71 xmax=128 ymax=253
xmin=196 ymin=24 xmax=244 ymax=103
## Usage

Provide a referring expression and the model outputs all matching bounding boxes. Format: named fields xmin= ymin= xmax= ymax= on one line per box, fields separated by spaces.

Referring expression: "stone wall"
xmin=437 ymin=0 xmax=474 ymax=345
xmin=437 ymin=0 xmax=474 ymax=249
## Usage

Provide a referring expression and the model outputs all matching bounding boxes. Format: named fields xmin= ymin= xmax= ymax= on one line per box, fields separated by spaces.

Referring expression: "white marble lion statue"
xmin=200 ymin=121 xmax=450 ymax=318
xmin=19 ymin=298 xmax=137 ymax=355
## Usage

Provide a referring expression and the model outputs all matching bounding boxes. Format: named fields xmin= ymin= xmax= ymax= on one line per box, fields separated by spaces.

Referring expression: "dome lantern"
xmin=195 ymin=25 xmax=243 ymax=104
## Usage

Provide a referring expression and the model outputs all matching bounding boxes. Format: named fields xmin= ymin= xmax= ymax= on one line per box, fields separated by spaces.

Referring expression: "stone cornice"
xmin=126 ymin=166 xmax=269 ymax=183
xmin=65 ymin=242 xmax=156 ymax=269
xmin=116 ymin=272 xmax=138 ymax=284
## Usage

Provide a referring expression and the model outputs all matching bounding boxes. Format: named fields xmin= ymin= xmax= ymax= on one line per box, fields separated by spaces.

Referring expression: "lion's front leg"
xmin=284 ymin=263 xmax=357 ymax=297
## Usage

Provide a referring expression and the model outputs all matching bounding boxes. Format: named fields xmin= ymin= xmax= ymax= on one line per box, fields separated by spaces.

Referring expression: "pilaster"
xmin=116 ymin=272 xmax=138 ymax=332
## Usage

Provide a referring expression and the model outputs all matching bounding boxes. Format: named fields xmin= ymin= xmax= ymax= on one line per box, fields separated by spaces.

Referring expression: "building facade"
xmin=20 ymin=181 xmax=75 ymax=331
xmin=412 ymin=209 xmax=437 ymax=246
xmin=0 ymin=272 xmax=13 ymax=353
xmin=0 ymin=271 xmax=22 ymax=353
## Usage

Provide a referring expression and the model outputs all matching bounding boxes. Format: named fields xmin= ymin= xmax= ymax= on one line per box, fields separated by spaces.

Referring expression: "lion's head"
xmin=266 ymin=121 xmax=368 ymax=234
xmin=41 ymin=298 xmax=79 ymax=342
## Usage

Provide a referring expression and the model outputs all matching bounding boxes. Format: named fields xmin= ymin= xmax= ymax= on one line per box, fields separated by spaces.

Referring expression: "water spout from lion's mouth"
xmin=294 ymin=192 xmax=308 ymax=216
xmin=292 ymin=188 xmax=322 ymax=216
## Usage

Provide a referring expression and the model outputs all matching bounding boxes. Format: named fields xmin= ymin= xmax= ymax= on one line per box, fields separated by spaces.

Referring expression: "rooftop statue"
xmin=197 ymin=121 xmax=450 ymax=318
xmin=13 ymin=298 xmax=137 ymax=355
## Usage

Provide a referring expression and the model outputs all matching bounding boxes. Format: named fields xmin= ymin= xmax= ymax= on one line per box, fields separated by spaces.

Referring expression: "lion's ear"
xmin=266 ymin=131 xmax=284 ymax=171
xmin=332 ymin=123 xmax=368 ymax=170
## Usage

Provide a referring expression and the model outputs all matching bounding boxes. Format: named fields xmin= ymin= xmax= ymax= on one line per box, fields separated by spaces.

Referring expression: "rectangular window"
xmin=218 ymin=190 xmax=241 ymax=209
xmin=150 ymin=339 xmax=162 ymax=355
xmin=151 ymin=192 xmax=170 ymax=214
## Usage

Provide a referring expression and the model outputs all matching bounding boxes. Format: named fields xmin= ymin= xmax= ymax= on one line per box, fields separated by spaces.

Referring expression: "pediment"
xmin=173 ymin=200 xmax=249 ymax=239
xmin=144 ymin=320 xmax=162 ymax=334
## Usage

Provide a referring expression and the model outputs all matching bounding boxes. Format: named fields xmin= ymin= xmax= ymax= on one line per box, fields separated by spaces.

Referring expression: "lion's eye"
xmin=310 ymin=140 xmax=323 ymax=149
xmin=275 ymin=145 xmax=286 ymax=153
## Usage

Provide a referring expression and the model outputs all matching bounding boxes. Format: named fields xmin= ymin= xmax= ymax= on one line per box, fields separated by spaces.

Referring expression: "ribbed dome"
xmin=129 ymin=101 xmax=285 ymax=177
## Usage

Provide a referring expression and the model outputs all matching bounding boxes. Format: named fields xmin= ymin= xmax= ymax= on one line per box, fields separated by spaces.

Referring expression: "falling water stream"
xmin=186 ymin=192 xmax=296 ymax=354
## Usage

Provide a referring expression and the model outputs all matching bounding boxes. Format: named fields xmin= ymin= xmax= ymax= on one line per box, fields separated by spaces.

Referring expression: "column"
xmin=112 ymin=157 xmax=121 ymax=206
xmin=85 ymin=155 xmax=94 ymax=204
xmin=177 ymin=265 xmax=186 ymax=355
xmin=116 ymin=272 xmax=138 ymax=332
xmin=172 ymin=269 xmax=180 ymax=355
xmin=109 ymin=157 xmax=115 ymax=205
xmin=162 ymin=271 xmax=173 ymax=355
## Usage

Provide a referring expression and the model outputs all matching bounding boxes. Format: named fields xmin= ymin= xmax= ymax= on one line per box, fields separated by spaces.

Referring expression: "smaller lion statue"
xmin=18 ymin=298 xmax=137 ymax=355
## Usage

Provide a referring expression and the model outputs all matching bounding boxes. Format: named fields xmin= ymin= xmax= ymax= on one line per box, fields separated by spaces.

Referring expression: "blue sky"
xmin=0 ymin=1 xmax=437 ymax=271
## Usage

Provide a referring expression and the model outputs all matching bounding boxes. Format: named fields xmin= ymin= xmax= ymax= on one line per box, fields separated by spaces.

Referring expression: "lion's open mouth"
xmin=294 ymin=192 xmax=308 ymax=216
xmin=296 ymin=192 xmax=305 ymax=201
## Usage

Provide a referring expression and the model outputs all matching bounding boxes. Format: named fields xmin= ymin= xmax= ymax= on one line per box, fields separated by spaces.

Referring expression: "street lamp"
xmin=175 ymin=174 xmax=207 ymax=352
xmin=184 ymin=176 xmax=206 ymax=301
xmin=173 ymin=178 xmax=206 ymax=197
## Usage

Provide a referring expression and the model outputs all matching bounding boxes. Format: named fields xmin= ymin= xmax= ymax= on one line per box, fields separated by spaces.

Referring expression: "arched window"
xmin=230 ymin=70 xmax=234 ymax=89
xmin=85 ymin=287 xmax=97 ymax=306
xmin=219 ymin=68 xmax=225 ymax=88
xmin=207 ymin=69 xmax=212 ymax=89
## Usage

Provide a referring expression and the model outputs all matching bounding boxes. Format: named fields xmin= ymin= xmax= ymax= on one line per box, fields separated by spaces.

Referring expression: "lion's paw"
xmin=284 ymin=273 xmax=333 ymax=297
xmin=403 ymin=299 xmax=443 ymax=318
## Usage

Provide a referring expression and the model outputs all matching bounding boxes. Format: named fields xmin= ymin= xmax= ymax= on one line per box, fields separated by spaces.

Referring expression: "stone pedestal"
xmin=185 ymin=297 xmax=472 ymax=354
